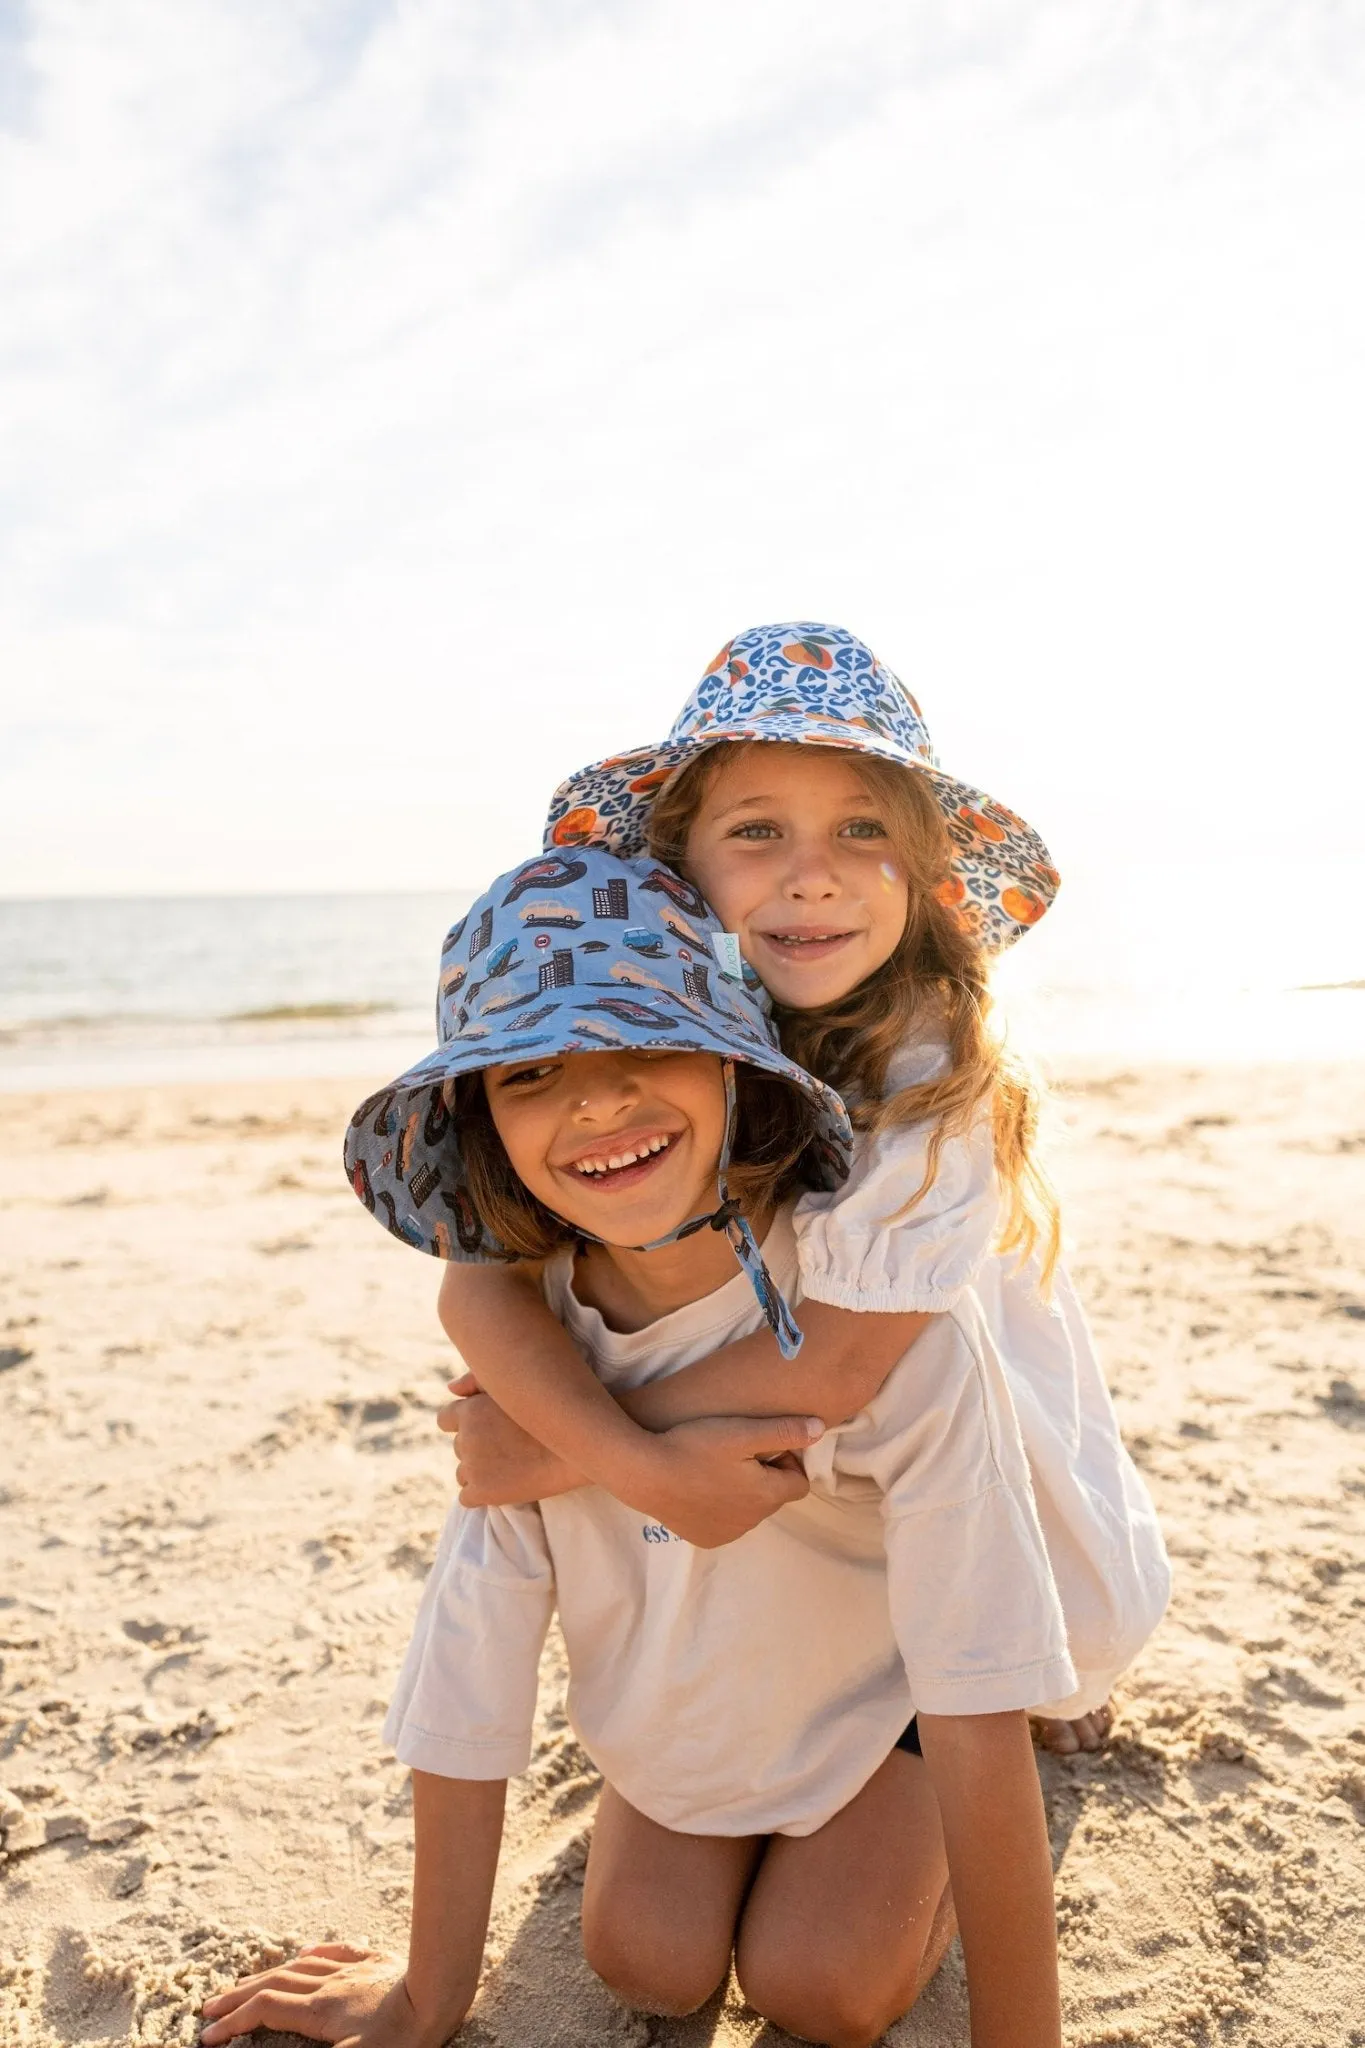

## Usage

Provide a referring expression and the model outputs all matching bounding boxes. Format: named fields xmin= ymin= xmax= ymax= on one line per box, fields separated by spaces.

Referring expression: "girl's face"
xmin=483 ymin=1048 xmax=727 ymax=1247
xmin=681 ymin=745 xmax=909 ymax=1009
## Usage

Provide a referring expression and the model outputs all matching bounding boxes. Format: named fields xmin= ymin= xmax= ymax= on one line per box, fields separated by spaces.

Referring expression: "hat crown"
xmin=671 ymin=622 xmax=936 ymax=764
xmin=344 ymin=847 xmax=854 ymax=1265
xmin=541 ymin=621 xmax=1059 ymax=958
xmin=436 ymin=848 xmax=774 ymax=1061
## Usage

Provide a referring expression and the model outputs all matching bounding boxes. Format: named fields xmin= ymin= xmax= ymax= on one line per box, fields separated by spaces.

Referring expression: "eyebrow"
xmin=711 ymin=793 xmax=778 ymax=816
xmin=709 ymin=786 xmax=879 ymax=821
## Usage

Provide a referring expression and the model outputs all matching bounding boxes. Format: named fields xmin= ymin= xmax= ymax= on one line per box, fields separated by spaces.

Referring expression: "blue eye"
xmin=729 ymin=821 xmax=779 ymax=840
xmin=842 ymin=818 xmax=887 ymax=839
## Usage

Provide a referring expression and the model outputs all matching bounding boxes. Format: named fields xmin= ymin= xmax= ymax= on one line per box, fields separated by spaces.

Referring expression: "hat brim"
xmin=543 ymin=721 xmax=1059 ymax=955
xmin=343 ymin=986 xmax=852 ymax=1264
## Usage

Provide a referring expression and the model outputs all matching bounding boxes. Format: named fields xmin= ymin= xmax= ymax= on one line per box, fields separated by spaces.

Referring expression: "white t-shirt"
xmin=386 ymin=1209 xmax=1081 ymax=1838
xmin=792 ymin=1037 xmax=1170 ymax=1711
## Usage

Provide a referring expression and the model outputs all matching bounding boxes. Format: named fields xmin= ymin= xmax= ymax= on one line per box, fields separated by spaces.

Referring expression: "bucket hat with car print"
xmin=344 ymin=847 xmax=853 ymax=1357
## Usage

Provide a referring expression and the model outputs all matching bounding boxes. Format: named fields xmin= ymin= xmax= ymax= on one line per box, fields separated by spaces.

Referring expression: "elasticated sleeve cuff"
xmin=799 ymin=1269 xmax=970 ymax=1314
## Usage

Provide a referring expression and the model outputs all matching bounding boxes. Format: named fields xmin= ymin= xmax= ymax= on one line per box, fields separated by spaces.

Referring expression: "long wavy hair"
xmin=648 ymin=743 xmax=1062 ymax=1285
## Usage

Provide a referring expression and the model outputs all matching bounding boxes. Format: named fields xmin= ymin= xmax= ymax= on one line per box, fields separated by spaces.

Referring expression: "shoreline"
xmin=2 ymin=983 xmax=1361 ymax=1097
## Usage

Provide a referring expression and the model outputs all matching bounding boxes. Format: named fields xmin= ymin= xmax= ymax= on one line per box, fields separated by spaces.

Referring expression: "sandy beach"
xmin=2 ymin=1059 xmax=1364 ymax=2048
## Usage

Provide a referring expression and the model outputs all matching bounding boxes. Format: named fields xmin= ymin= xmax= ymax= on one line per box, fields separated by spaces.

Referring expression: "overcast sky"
xmin=2 ymin=0 xmax=1363 ymax=900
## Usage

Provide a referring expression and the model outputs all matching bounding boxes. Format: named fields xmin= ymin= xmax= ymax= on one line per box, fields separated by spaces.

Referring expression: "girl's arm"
xmin=916 ymin=1711 xmax=1061 ymax=2048
xmin=440 ymin=1263 xmax=660 ymax=1493
xmin=198 ymin=1771 xmax=506 ymax=2045
xmin=441 ymin=1264 xmax=927 ymax=1485
xmin=444 ymin=1298 xmax=932 ymax=1508
xmin=619 ymin=1300 xmax=933 ymax=1429
xmin=440 ymin=1264 xmax=820 ymax=1546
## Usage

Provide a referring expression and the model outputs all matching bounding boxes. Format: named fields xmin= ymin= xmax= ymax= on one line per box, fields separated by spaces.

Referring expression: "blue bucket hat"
xmin=344 ymin=849 xmax=853 ymax=1356
xmin=543 ymin=621 xmax=1060 ymax=956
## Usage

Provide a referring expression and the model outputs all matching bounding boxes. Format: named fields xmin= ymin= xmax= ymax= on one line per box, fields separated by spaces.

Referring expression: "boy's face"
xmin=483 ymin=1048 xmax=728 ymax=1245
xmin=680 ymin=744 xmax=909 ymax=1010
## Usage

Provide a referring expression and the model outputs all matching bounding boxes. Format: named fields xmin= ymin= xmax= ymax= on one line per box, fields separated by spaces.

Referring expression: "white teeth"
xmin=573 ymin=1136 xmax=671 ymax=1176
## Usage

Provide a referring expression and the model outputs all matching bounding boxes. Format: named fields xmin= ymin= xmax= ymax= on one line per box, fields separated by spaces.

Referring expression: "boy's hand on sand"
xmin=634 ymin=1414 xmax=823 ymax=1547
xmin=441 ymin=1381 xmax=583 ymax=1506
xmin=199 ymin=1945 xmax=453 ymax=2047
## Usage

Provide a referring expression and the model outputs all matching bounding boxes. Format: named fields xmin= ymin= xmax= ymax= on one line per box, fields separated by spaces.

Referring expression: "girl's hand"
xmin=199 ymin=1945 xmax=457 ymax=2046
xmin=442 ymin=1378 xmax=821 ymax=1543
xmin=630 ymin=1413 xmax=822 ymax=1547
xmin=441 ymin=1381 xmax=584 ymax=1506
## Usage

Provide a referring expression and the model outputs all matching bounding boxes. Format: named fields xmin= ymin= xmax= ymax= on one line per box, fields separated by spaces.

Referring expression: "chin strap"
xmin=710 ymin=1191 xmax=805 ymax=1360
xmin=565 ymin=1058 xmax=805 ymax=1359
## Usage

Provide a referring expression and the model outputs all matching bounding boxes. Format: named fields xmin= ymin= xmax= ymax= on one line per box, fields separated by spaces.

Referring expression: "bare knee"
xmin=736 ymin=1940 xmax=917 ymax=2048
xmin=582 ymin=1908 xmax=726 ymax=2018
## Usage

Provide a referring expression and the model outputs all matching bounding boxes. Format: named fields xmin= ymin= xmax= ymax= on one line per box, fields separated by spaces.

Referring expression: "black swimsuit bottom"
xmin=894 ymin=1717 xmax=922 ymax=1757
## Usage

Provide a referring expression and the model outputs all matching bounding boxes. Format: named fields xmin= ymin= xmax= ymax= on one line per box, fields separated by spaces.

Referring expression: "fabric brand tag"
xmin=710 ymin=930 xmax=745 ymax=980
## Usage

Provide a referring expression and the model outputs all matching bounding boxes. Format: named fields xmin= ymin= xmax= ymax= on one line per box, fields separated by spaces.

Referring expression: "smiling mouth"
xmin=562 ymin=1132 xmax=679 ymax=1188
xmin=757 ymin=928 xmax=862 ymax=958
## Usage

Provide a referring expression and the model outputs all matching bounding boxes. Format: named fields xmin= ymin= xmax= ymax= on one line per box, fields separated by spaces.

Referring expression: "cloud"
xmin=1 ymin=0 xmax=1363 ymax=893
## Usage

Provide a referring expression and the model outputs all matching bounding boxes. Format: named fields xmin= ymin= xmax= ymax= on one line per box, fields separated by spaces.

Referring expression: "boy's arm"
xmin=198 ymin=1772 xmax=506 ymax=2046
xmin=917 ymin=1711 xmax=1062 ymax=2048
xmin=403 ymin=1770 xmax=507 ymax=2040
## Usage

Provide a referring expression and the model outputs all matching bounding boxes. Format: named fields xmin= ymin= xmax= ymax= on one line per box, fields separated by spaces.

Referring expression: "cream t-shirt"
xmin=385 ymin=1209 xmax=1079 ymax=1838
xmin=792 ymin=1037 xmax=1171 ymax=1716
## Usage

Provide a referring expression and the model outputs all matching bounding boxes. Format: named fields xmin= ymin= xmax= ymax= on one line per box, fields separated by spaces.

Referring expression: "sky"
xmin=2 ymin=0 xmax=1364 ymax=907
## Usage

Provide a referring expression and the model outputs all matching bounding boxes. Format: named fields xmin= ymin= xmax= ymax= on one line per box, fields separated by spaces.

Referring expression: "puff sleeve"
xmin=793 ymin=1111 xmax=1000 ymax=1313
xmin=383 ymin=1499 xmax=555 ymax=1780
xmin=791 ymin=1034 xmax=1001 ymax=1314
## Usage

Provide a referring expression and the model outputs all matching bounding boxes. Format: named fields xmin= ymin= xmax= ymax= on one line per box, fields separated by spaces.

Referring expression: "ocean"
xmin=0 ymin=893 xmax=469 ymax=1092
xmin=0 ymin=863 xmax=1360 ymax=1093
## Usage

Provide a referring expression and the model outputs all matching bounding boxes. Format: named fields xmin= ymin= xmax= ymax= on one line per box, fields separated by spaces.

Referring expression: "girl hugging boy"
xmin=201 ymin=625 xmax=1169 ymax=2048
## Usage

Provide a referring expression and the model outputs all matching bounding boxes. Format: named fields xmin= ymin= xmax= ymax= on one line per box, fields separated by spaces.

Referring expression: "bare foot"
xmin=1030 ymin=1699 xmax=1115 ymax=1755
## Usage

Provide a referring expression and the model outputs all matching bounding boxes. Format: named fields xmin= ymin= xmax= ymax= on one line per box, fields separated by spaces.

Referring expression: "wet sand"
xmin=2 ymin=1063 xmax=1364 ymax=2046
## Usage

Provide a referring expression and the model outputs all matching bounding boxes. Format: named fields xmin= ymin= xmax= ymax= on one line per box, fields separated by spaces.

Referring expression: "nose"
xmin=778 ymin=834 xmax=841 ymax=903
xmin=567 ymin=1053 xmax=642 ymax=1122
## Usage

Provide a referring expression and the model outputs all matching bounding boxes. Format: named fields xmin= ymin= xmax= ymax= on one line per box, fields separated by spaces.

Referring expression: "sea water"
xmin=0 ymin=893 xmax=467 ymax=1091
xmin=0 ymin=861 xmax=1360 ymax=1092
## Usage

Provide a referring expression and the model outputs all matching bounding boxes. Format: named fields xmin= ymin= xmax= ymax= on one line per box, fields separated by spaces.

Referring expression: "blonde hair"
xmin=648 ymin=744 xmax=1062 ymax=1286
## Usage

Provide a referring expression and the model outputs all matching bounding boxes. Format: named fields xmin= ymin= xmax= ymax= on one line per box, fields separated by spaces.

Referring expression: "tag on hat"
xmin=710 ymin=930 xmax=745 ymax=980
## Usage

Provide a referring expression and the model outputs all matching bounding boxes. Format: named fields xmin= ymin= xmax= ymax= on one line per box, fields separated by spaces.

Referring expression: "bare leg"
xmin=735 ymin=1748 xmax=954 ymax=2048
xmin=1030 ymin=1697 xmax=1115 ymax=1755
xmin=581 ymin=1783 xmax=763 ymax=2017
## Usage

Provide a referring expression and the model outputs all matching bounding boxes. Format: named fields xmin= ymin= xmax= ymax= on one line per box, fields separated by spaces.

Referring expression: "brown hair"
xmin=648 ymin=743 xmax=1062 ymax=1285
xmin=450 ymin=1060 xmax=826 ymax=1261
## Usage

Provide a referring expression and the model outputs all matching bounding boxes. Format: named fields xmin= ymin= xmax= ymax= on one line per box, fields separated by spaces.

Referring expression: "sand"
xmin=2 ymin=1061 xmax=1364 ymax=2048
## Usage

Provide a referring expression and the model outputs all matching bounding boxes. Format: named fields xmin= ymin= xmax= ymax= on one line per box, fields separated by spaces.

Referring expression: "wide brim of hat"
xmin=543 ymin=720 xmax=1060 ymax=956
xmin=343 ymin=992 xmax=852 ymax=1264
